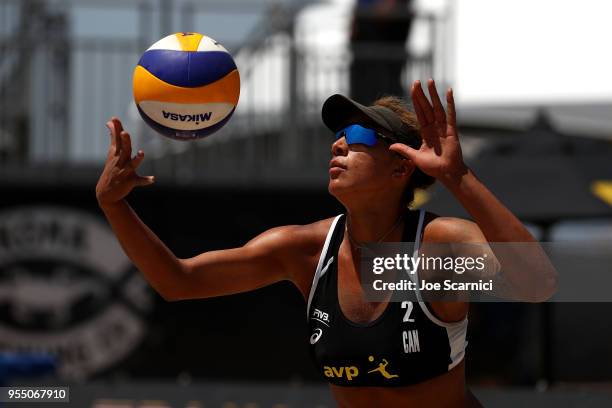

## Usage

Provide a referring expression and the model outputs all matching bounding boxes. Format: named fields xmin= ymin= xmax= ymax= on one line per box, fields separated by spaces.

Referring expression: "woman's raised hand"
xmin=389 ymin=79 xmax=468 ymax=185
xmin=96 ymin=117 xmax=154 ymax=206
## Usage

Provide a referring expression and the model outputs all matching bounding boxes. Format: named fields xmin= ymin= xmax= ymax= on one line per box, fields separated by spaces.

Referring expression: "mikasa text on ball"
xmin=133 ymin=32 xmax=240 ymax=140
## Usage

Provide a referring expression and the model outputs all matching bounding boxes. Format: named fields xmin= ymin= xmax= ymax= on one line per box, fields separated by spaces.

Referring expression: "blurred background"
xmin=0 ymin=0 xmax=611 ymax=406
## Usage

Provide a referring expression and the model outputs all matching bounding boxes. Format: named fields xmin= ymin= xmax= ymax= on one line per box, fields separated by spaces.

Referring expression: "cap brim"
xmin=321 ymin=94 xmax=396 ymax=134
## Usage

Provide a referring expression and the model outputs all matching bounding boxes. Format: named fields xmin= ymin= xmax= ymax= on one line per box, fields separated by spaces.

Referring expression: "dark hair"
xmin=373 ymin=95 xmax=436 ymax=206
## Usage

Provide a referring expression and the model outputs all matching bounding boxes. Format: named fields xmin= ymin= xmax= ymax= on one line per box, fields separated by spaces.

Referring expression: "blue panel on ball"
xmin=138 ymin=50 xmax=237 ymax=88
xmin=187 ymin=52 xmax=237 ymax=87
xmin=137 ymin=105 xmax=236 ymax=140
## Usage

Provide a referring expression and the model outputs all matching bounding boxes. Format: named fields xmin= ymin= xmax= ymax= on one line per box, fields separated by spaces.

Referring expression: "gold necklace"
xmin=345 ymin=212 xmax=405 ymax=251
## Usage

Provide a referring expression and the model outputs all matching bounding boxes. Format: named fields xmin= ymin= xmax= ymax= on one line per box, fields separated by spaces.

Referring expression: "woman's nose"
xmin=331 ymin=136 xmax=348 ymax=156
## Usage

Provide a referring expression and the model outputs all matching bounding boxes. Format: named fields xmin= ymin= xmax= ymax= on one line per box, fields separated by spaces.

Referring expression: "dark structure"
xmin=350 ymin=0 xmax=414 ymax=104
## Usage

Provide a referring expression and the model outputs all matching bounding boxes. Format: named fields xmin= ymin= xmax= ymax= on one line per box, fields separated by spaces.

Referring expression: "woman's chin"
xmin=328 ymin=179 xmax=343 ymax=196
xmin=328 ymin=178 xmax=352 ymax=200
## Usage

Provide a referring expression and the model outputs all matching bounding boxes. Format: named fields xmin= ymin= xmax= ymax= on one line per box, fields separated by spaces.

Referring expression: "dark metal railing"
xmin=0 ymin=0 xmax=447 ymax=186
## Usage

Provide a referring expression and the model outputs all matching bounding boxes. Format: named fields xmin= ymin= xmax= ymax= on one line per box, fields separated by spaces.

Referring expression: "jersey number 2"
xmin=401 ymin=301 xmax=415 ymax=322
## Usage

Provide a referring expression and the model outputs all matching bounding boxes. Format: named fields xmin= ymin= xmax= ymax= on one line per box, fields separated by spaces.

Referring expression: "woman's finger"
xmin=411 ymin=90 xmax=429 ymax=129
xmin=446 ymin=88 xmax=457 ymax=131
xmin=412 ymin=80 xmax=435 ymax=124
xmin=427 ymin=79 xmax=446 ymax=124
xmin=118 ymin=131 xmax=133 ymax=165
xmin=130 ymin=150 xmax=145 ymax=170
xmin=105 ymin=121 xmax=116 ymax=149
xmin=389 ymin=143 xmax=418 ymax=162
xmin=106 ymin=119 xmax=121 ymax=156
xmin=411 ymin=82 xmax=435 ymax=147
xmin=133 ymin=175 xmax=155 ymax=187
xmin=111 ymin=117 xmax=124 ymax=134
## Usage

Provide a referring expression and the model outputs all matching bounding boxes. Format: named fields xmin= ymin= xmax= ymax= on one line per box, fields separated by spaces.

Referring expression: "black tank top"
xmin=307 ymin=209 xmax=468 ymax=387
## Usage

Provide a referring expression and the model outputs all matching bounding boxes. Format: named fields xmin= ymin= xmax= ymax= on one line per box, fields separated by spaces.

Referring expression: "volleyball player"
xmin=96 ymin=79 xmax=557 ymax=407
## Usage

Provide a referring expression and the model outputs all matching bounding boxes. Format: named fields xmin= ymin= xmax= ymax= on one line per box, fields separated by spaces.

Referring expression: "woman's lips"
xmin=329 ymin=158 xmax=347 ymax=178
xmin=329 ymin=167 xmax=345 ymax=177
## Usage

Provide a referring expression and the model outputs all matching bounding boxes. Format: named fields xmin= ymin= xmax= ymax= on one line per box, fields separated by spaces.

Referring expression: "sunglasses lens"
xmin=336 ymin=125 xmax=377 ymax=146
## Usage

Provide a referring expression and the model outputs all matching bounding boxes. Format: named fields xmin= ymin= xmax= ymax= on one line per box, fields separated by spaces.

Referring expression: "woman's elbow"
xmin=526 ymin=271 xmax=558 ymax=303
xmin=152 ymin=283 xmax=185 ymax=302
xmin=158 ymin=286 xmax=184 ymax=302
xmin=153 ymin=260 xmax=192 ymax=302
xmin=538 ymin=272 xmax=558 ymax=302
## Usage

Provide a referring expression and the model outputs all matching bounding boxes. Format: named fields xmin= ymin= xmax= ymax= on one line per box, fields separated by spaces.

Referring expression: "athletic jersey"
xmin=306 ymin=209 xmax=468 ymax=387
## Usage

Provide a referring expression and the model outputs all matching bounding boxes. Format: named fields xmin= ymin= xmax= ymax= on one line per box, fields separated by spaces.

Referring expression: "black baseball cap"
xmin=321 ymin=94 xmax=421 ymax=148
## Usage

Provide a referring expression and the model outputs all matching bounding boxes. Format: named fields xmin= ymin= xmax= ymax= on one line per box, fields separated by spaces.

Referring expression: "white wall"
xmin=453 ymin=0 xmax=612 ymax=105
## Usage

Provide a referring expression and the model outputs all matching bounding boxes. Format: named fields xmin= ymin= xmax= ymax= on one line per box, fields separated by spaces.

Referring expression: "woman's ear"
xmin=392 ymin=156 xmax=415 ymax=180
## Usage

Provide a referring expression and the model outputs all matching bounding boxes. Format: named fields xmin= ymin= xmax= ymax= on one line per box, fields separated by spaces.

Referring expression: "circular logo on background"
xmin=0 ymin=206 xmax=153 ymax=380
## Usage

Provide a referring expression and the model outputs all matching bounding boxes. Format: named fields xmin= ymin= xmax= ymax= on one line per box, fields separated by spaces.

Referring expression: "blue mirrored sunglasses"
xmin=335 ymin=124 xmax=395 ymax=147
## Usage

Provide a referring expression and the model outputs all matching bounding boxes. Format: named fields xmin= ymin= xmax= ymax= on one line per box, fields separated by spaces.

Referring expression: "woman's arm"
xmin=96 ymin=118 xmax=320 ymax=302
xmin=439 ymin=170 xmax=557 ymax=301
xmin=100 ymin=198 xmax=310 ymax=301
xmin=390 ymin=79 xmax=558 ymax=302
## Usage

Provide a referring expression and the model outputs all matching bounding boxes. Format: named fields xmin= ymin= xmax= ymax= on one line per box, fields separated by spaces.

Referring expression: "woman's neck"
xmin=345 ymin=203 xmax=406 ymax=245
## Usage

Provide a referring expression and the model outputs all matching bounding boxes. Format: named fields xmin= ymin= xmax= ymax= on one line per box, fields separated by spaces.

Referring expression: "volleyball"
xmin=132 ymin=32 xmax=240 ymax=140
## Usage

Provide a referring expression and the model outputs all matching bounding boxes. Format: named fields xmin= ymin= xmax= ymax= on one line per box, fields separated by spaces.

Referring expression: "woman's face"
xmin=328 ymin=125 xmax=412 ymax=204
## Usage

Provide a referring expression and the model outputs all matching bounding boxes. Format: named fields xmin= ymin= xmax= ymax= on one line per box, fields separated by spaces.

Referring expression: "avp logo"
xmin=312 ymin=308 xmax=329 ymax=326
xmin=323 ymin=365 xmax=359 ymax=381
xmin=0 ymin=207 xmax=153 ymax=380
xmin=162 ymin=111 xmax=212 ymax=125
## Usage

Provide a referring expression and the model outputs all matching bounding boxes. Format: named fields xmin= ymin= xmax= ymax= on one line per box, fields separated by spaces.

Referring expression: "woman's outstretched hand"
xmin=389 ymin=79 xmax=468 ymax=186
xmin=96 ymin=117 xmax=154 ymax=207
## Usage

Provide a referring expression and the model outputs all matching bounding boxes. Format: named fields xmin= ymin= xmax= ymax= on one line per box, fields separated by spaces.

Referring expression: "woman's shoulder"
xmin=278 ymin=216 xmax=339 ymax=300
xmin=262 ymin=216 xmax=338 ymax=262
xmin=291 ymin=216 xmax=338 ymax=250
xmin=421 ymin=211 xmax=482 ymax=244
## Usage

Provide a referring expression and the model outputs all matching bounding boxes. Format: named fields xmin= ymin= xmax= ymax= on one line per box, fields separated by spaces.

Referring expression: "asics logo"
xmin=310 ymin=328 xmax=323 ymax=344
